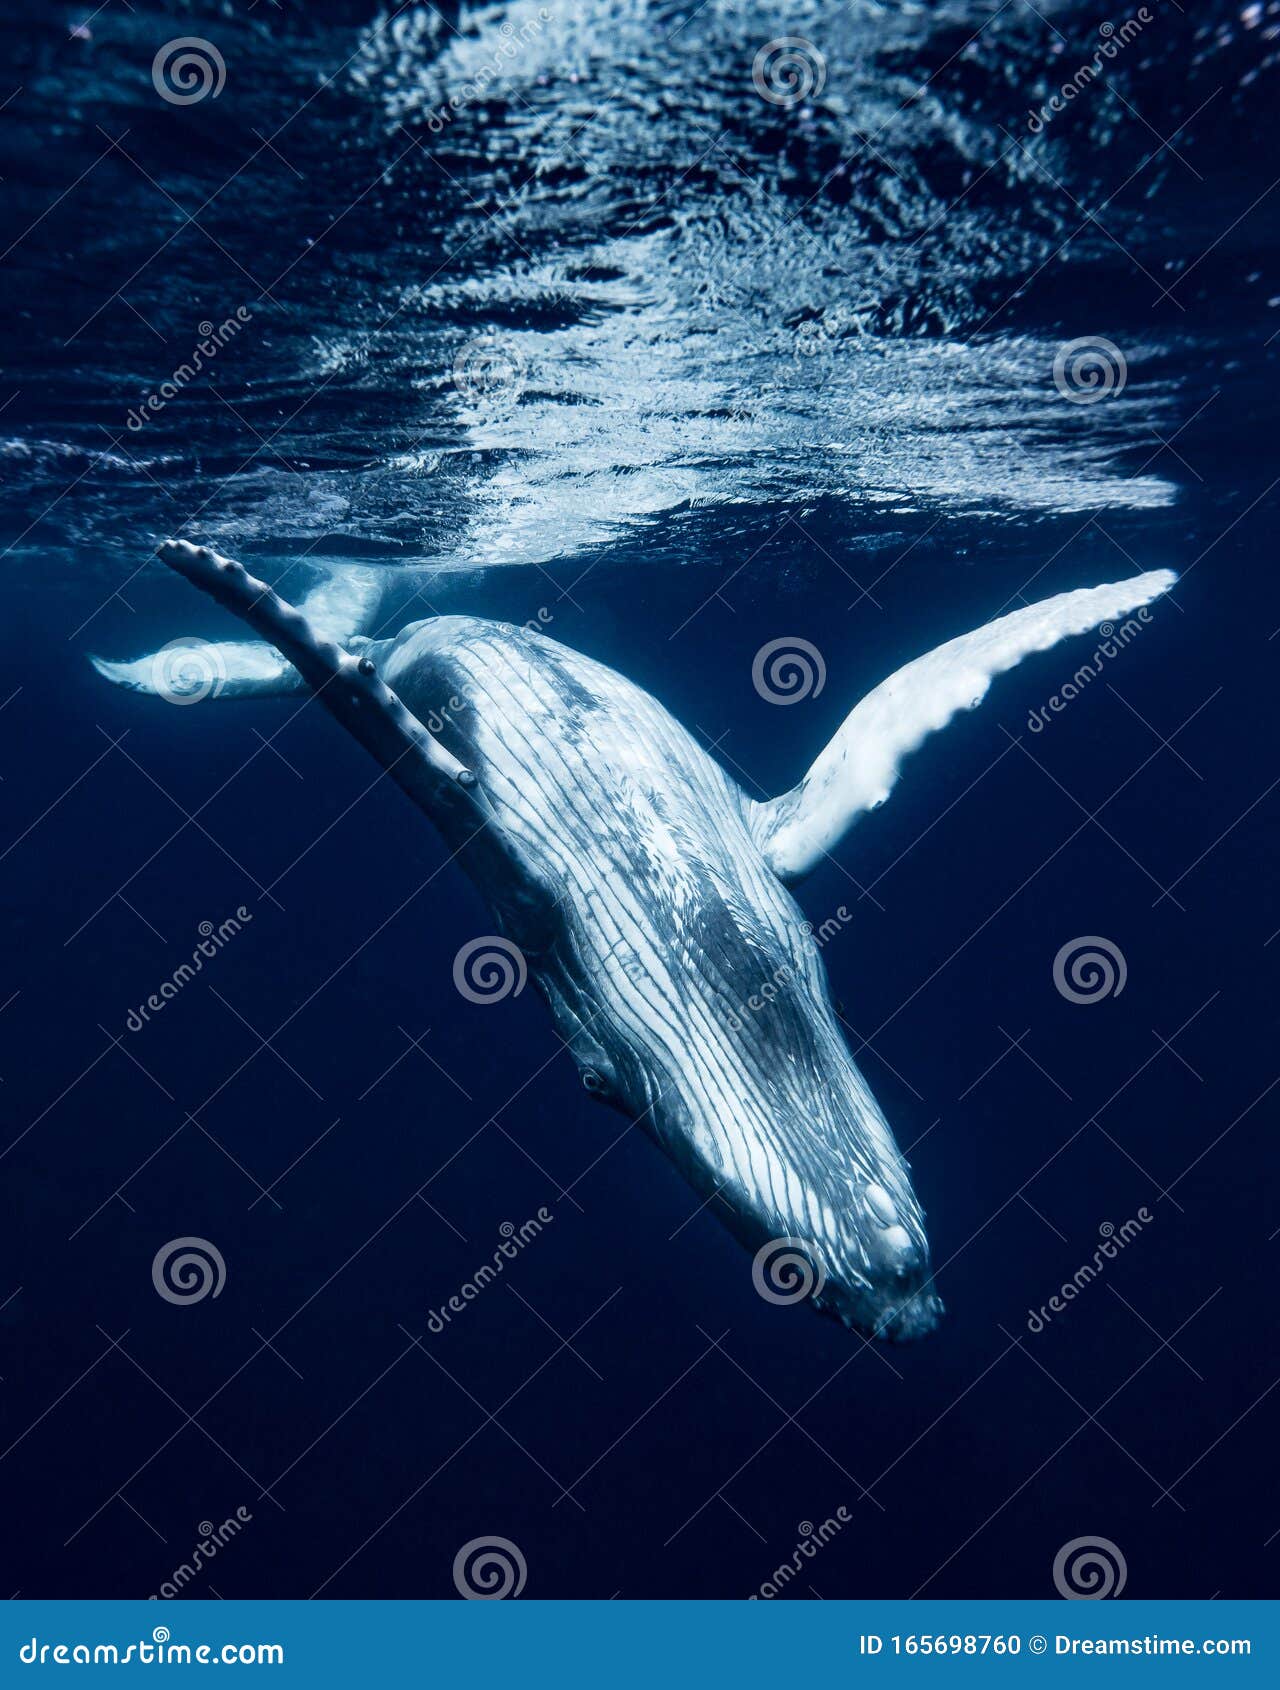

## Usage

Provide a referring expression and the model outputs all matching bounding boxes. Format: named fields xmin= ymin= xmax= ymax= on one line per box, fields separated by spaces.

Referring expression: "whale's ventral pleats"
xmin=91 ymin=543 xmax=1180 ymax=1341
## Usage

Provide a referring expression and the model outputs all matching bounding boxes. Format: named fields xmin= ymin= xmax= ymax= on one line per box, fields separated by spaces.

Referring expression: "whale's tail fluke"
xmin=90 ymin=557 xmax=386 ymax=699
xmin=751 ymin=569 xmax=1178 ymax=881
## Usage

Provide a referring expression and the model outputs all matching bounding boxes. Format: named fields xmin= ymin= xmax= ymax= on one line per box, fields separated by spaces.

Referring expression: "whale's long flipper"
xmin=752 ymin=569 xmax=1177 ymax=881
xmin=144 ymin=541 xmax=478 ymax=809
xmin=91 ymin=559 xmax=385 ymax=698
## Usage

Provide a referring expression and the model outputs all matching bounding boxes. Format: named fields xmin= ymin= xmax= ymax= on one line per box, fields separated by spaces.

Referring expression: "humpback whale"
xmin=93 ymin=543 xmax=1175 ymax=1340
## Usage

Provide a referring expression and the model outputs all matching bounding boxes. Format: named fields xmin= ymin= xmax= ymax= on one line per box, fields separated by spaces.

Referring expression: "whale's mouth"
xmin=807 ymin=1247 xmax=944 ymax=1344
xmin=644 ymin=1061 xmax=941 ymax=1343
xmin=866 ymin=1287 xmax=946 ymax=1346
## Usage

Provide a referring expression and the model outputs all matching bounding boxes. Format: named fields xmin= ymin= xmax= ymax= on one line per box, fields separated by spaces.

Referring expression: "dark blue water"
xmin=1 ymin=0 xmax=1277 ymax=1600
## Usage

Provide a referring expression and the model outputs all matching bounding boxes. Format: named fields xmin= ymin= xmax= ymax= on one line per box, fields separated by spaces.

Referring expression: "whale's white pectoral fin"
xmin=89 ymin=560 xmax=384 ymax=698
xmin=142 ymin=540 xmax=478 ymax=809
xmin=752 ymin=569 xmax=1178 ymax=881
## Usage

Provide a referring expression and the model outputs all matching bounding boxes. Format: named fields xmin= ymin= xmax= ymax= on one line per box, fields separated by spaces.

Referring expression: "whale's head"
xmin=661 ymin=951 xmax=940 ymax=1342
xmin=544 ymin=868 xmax=943 ymax=1343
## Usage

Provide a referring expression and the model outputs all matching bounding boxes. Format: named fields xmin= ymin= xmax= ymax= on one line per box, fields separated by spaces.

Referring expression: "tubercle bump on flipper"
xmin=153 ymin=539 xmax=481 ymax=800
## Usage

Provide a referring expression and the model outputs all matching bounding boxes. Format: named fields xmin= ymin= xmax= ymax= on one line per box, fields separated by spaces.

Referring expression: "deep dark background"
xmin=1 ymin=1 xmax=1277 ymax=1600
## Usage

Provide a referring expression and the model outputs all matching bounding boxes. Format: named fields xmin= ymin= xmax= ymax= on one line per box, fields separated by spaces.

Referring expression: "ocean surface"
xmin=0 ymin=0 xmax=1277 ymax=1599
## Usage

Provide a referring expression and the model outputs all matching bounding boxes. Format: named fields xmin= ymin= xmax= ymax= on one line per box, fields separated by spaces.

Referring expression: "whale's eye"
xmin=582 ymin=1069 xmax=607 ymax=1096
xmin=358 ymin=657 xmax=376 ymax=676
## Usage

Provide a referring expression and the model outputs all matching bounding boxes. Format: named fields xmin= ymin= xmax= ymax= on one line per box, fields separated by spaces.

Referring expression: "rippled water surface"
xmin=4 ymin=0 xmax=1274 ymax=587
